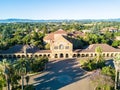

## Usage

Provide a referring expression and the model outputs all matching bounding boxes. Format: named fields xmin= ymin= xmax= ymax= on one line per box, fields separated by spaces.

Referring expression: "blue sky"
xmin=0 ymin=0 xmax=120 ymax=19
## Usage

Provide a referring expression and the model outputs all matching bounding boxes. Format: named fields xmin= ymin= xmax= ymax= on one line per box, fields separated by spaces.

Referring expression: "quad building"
xmin=0 ymin=29 xmax=120 ymax=59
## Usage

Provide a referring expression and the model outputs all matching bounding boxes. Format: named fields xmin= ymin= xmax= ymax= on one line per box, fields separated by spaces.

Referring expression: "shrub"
xmin=31 ymin=57 xmax=48 ymax=72
xmin=101 ymin=66 xmax=115 ymax=80
xmin=82 ymin=59 xmax=105 ymax=71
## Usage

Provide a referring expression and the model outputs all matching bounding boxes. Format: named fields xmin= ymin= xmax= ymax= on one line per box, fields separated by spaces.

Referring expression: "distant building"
xmin=115 ymin=36 xmax=120 ymax=40
xmin=82 ymin=30 xmax=91 ymax=33
xmin=68 ymin=31 xmax=85 ymax=38
xmin=109 ymin=27 xmax=118 ymax=32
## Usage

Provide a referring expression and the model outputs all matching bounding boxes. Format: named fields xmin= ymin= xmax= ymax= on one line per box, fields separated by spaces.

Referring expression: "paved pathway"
xmin=29 ymin=59 xmax=93 ymax=90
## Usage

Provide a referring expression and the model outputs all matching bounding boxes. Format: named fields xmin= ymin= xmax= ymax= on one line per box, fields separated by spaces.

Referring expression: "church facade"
xmin=0 ymin=29 xmax=120 ymax=59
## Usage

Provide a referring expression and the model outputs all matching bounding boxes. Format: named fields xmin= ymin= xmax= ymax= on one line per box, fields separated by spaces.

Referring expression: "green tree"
xmin=101 ymin=66 xmax=115 ymax=80
xmin=90 ymin=70 xmax=114 ymax=90
xmin=31 ymin=57 xmax=48 ymax=72
xmin=91 ymin=24 xmax=100 ymax=34
xmin=0 ymin=72 xmax=6 ymax=90
xmin=0 ymin=59 xmax=11 ymax=90
xmin=112 ymin=40 xmax=120 ymax=47
xmin=14 ymin=58 xmax=30 ymax=90
xmin=95 ymin=46 xmax=103 ymax=63
xmin=45 ymin=43 xmax=50 ymax=50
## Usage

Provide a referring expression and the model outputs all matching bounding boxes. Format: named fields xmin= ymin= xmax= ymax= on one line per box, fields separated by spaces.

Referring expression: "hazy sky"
xmin=0 ymin=0 xmax=120 ymax=19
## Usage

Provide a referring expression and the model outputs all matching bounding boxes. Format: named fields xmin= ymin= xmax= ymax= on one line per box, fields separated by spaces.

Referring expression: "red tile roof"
xmin=54 ymin=29 xmax=67 ymax=34
xmin=74 ymin=44 xmax=120 ymax=53
xmin=44 ymin=33 xmax=54 ymax=41
xmin=68 ymin=31 xmax=85 ymax=38
xmin=2 ymin=45 xmax=40 ymax=54
xmin=44 ymin=29 xmax=67 ymax=41
xmin=35 ymin=50 xmax=51 ymax=53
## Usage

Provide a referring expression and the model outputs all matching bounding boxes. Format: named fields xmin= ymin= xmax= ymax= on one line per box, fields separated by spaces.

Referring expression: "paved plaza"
xmin=29 ymin=59 xmax=94 ymax=90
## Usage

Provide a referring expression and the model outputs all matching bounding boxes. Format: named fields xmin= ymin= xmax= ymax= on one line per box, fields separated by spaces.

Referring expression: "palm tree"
xmin=0 ymin=59 xmax=11 ymax=90
xmin=95 ymin=46 xmax=103 ymax=63
xmin=114 ymin=54 xmax=120 ymax=90
xmin=14 ymin=58 xmax=30 ymax=90
xmin=0 ymin=71 xmax=6 ymax=90
xmin=25 ymin=75 xmax=30 ymax=86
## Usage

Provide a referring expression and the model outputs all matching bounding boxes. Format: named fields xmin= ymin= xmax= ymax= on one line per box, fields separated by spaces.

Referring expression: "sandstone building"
xmin=0 ymin=29 xmax=120 ymax=59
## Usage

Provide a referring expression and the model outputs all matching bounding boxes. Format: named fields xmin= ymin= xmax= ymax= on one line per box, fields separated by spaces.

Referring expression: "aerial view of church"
xmin=1 ymin=0 xmax=120 ymax=90
xmin=1 ymin=29 xmax=120 ymax=59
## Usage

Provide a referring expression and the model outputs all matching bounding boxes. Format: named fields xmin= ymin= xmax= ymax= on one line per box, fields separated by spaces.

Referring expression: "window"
xmin=59 ymin=44 xmax=64 ymax=49
xmin=65 ymin=46 xmax=69 ymax=49
xmin=54 ymin=46 xmax=58 ymax=49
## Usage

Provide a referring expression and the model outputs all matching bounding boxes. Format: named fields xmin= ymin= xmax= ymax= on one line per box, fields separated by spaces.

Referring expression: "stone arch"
xmin=55 ymin=54 xmax=58 ymax=58
xmin=73 ymin=54 xmax=77 ymax=58
xmin=86 ymin=54 xmax=89 ymax=57
xmin=13 ymin=55 xmax=16 ymax=58
xmin=26 ymin=55 xmax=29 ymax=57
xmin=65 ymin=54 xmax=69 ymax=58
xmin=3 ymin=55 xmax=7 ymax=58
xmin=17 ymin=55 xmax=21 ymax=58
xmin=90 ymin=54 xmax=93 ymax=57
xmin=48 ymin=54 xmax=50 ymax=57
xmin=115 ymin=53 xmax=118 ymax=56
xmin=0 ymin=55 xmax=3 ymax=58
xmin=77 ymin=54 xmax=80 ymax=57
xmin=95 ymin=54 xmax=97 ymax=56
xmin=60 ymin=53 xmax=64 ymax=58
xmin=34 ymin=55 xmax=38 ymax=57
xmin=111 ymin=53 xmax=114 ymax=57
xmin=22 ymin=55 xmax=25 ymax=58
xmin=39 ymin=55 xmax=42 ymax=57
xmin=8 ymin=55 xmax=12 ymax=58
xmin=43 ymin=54 xmax=47 ymax=57
xmin=106 ymin=53 xmax=109 ymax=57
xmin=103 ymin=53 xmax=105 ymax=57
xmin=30 ymin=55 xmax=33 ymax=57
xmin=81 ymin=54 xmax=85 ymax=57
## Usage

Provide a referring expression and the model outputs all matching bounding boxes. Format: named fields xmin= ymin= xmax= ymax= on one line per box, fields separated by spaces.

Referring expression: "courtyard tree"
xmin=45 ymin=43 xmax=50 ymax=50
xmin=114 ymin=54 xmax=120 ymax=90
xmin=14 ymin=58 xmax=30 ymax=90
xmin=95 ymin=46 xmax=103 ymax=63
xmin=31 ymin=57 xmax=48 ymax=72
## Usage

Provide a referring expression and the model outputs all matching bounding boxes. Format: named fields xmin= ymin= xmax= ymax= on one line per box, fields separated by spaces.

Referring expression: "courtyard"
xmin=28 ymin=59 xmax=94 ymax=90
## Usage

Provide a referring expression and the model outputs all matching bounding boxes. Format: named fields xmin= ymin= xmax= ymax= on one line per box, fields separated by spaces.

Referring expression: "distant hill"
xmin=0 ymin=19 xmax=71 ymax=23
xmin=0 ymin=18 xmax=120 ymax=23
xmin=0 ymin=19 xmax=47 ymax=23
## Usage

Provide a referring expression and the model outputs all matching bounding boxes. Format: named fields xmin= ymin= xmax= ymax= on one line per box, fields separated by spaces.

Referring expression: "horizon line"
xmin=0 ymin=18 xmax=120 ymax=20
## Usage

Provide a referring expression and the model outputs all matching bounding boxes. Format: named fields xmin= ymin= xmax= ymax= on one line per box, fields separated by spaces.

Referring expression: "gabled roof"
xmin=54 ymin=29 xmax=67 ymax=34
xmin=53 ymin=35 xmax=73 ymax=45
xmin=44 ymin=33 xmax=54 ymax=41
xmin=74 ymin=44 xmax=120 ymax=53
xmin=2 ymin=45 xmax=40 ymax=54
xmin=44 ymin=29 xmax=67 ymax=41
xmin=84 ymin=44 xmax=120 ymax=52
xmin=35 ymin=50 xmax=51 ymax=53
